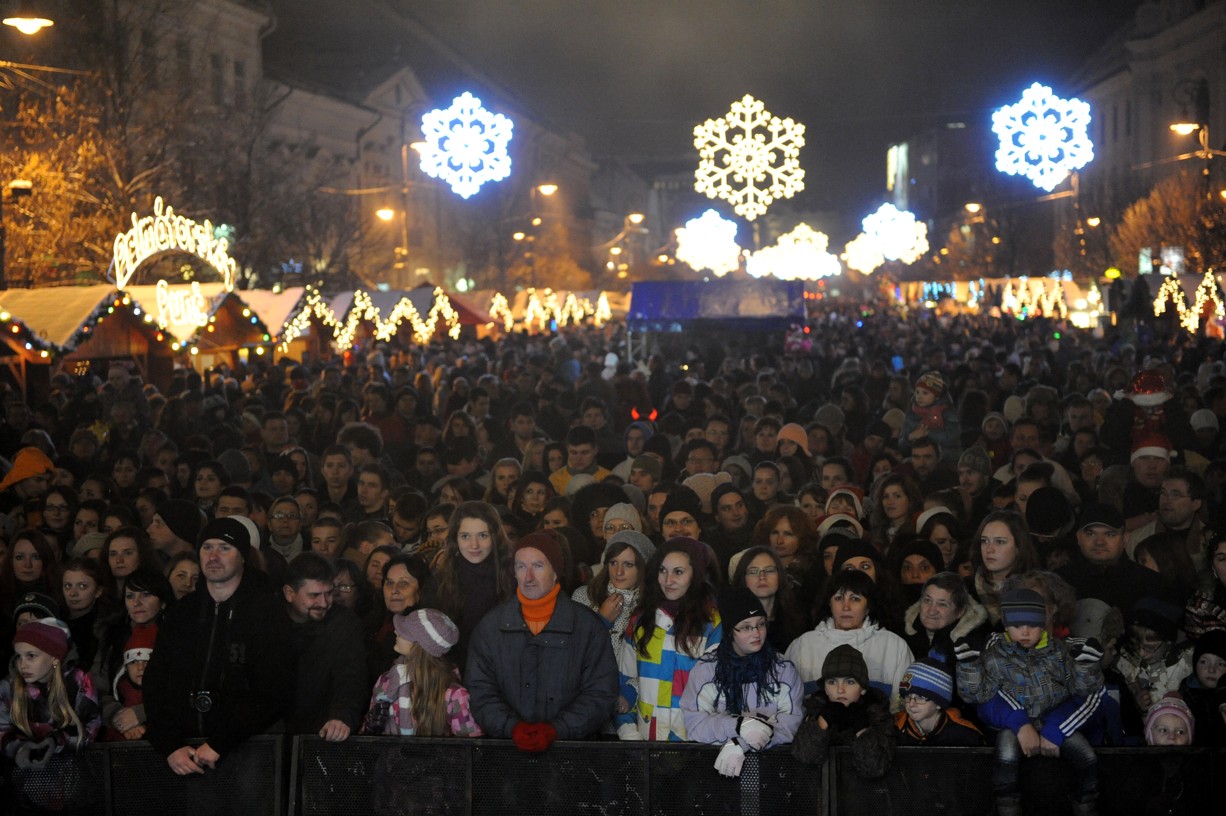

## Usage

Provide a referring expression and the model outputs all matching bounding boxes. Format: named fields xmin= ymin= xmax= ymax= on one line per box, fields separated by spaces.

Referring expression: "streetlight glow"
xmin=536 ymin=183 xmax=558 ymax=196
xmin=628 ymin=212 xmax=645 ymax=225
xmin=375 ymin=207 xmax=395 ymax=222
xmin=964 ymin=202 xmax=982 ymax=214
xmin=1170 ymin=123 xmax=1199 ymax=136
xmin=1086 ymin=216 xmax=1101 ymax=227
xmin=3 ymin=0 xmax=53 ymax=35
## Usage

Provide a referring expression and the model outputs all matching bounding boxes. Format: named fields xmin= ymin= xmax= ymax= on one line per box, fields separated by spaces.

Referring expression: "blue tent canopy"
xmin=627 ymin=280 xmax=805 ymax=333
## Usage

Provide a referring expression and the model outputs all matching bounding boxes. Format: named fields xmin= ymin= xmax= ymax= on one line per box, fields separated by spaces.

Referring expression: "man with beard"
xmin=282 ymin=552 xmax=367 ymax=741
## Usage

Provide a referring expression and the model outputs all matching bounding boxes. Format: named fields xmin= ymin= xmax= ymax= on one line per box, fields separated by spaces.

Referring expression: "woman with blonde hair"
xmin=363 ymin=609 xmax=481 ymax=737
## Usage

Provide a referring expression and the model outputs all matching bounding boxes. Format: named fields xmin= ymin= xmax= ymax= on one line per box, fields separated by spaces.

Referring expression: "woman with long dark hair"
xmin=616 ymin=538 xmax=722 ymax=741
xmin=967 ymin=510 xmax=1041 ymax=627
xmin=423 ymin=501 xmax=515 ymax=674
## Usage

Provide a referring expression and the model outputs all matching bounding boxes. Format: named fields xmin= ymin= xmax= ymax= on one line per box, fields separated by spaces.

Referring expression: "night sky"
xmin=400 ymin=0 xmax=1141 ymax=217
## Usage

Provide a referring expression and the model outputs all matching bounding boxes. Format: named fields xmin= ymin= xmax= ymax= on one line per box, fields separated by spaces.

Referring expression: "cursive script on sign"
xmin=155 ymin=280 xmax=210 ymax=330
xmin=112 ymin=197 xmax=237 ymax=291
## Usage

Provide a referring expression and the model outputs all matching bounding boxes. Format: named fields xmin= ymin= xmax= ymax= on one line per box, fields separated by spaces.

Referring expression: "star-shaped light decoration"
xmin=746 ymin=224 xmax=841 ymax=280
xmin=992 ymin=83 xmax=1094 ymax=192
xmin=694 ymin=95 xmax=805 ymax=221
xmin=418 ymin=92 xmax=514 ymax=199
xmin=675 ymin=209 xmax=742 ymax=277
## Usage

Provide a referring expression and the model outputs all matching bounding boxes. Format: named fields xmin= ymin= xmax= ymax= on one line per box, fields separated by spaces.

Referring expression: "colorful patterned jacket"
xmin=616 ymin=608 xmax=722 ymax=740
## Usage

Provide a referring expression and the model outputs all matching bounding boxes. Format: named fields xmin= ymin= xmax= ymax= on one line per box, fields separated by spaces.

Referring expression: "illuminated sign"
xmin=155 ymin=280 xmax=210 ymax=330
xmin=111 ymin=197 xmax=237 ymax=291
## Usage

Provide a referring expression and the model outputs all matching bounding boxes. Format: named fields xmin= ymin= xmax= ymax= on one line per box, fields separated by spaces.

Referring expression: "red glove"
xmin=511 ymin=722 xmax=557 ymax=752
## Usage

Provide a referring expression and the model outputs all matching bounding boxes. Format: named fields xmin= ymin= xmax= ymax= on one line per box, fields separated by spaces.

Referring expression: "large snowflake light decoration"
xmin=694 ymin=95 xmax=805 ymax=221
xmin=861 ymin=203 xmax=929 ymax=264
xmin=842 ymin=232 xmax=886 ymax=275
xmin=992 ymin=83 xmax=1094 ymax=192
xmin=746 ymin=224 xmax=842 ymax=280
xmin=418 ymin=92 xmax=513 ymax=199
xmin=675 ymin=209 xmax=742 ymax=276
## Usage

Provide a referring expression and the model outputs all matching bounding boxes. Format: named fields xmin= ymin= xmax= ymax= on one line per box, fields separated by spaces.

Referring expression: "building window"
xmin=210 ymin=53 xmax=224 ymax=106
xmin=234 ymin=60 xmax=247 ymax=110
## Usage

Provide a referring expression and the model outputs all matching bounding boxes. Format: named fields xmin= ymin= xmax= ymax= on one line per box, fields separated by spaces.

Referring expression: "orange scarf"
xmin=518 ymin=583 xmax=560 ymax=635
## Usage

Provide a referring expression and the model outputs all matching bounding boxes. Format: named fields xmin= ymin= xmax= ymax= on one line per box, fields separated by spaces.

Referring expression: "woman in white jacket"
xmin=784 ymin=568 xmax=913 ymax=711
xmin=681 ymin=587 xmax=805 ymax=777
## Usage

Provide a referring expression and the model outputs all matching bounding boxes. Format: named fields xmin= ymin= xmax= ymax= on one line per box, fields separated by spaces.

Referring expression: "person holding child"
xmin=955 ymin=587 xmax=1105 ymax=816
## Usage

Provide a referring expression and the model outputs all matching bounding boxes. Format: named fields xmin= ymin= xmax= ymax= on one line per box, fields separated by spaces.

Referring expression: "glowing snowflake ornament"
xmin=861 ymin=203 xmax=929 ymax=264
xmin=842 ymin=233 xmax=886 ymax=275
xmin=419 ymin=92 xmax=513 ymax=199
xmin=993 ymin=83 xmax=1094 ymax=192
xmin=675 ymin=209 xmax=742 ymax=277
xmin=747 ymin=224 xmax=842 ymax=280
xmin=694 ymin=95 xmax=805 ymax=221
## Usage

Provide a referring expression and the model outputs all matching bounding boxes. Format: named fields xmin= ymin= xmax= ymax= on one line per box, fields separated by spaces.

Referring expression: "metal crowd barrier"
xmin=7 ymin=736 xmax=1223 ymax=815
xmin=289 ymin=736 xmax=822 ymax=816
xmin=0 ymin=735 xmax=282 ymax=816
xmin=828 ymin=745 xmax=1226 ymax=816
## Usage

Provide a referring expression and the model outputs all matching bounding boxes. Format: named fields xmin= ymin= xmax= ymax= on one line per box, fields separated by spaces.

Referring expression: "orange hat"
xmin=0 ymin=447 xmax=54 ymax=492
xmin=777 ymin=423 xmax=810 ymax=456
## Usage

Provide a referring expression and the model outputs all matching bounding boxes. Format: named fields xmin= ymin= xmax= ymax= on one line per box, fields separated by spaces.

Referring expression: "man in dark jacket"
xmin=281 ymin=552 xmax=367 ymax=740
xmin=1058 ymin=503 xmax=1167 ymax=615
xmin=144 ymin=517 xmax=293 ymax=777
xmin=466 ymin=529 xmax=617 ymax=750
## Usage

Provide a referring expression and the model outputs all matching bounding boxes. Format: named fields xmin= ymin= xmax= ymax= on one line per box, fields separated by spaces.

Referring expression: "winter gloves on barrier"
xmin=714 ymin=740 xmax=746 ymax=777
xmin=14 ymin=737 xmax=56 ymax=769
xmin=737 ymin=716 xmax=774 ymax=751
xmin=511 ymin=722 xmax=558 ymax=752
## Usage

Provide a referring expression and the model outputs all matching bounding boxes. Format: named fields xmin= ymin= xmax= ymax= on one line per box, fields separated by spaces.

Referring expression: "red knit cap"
xmin=13 ymin=620 xmax=69 ymax=663
xmin=513 ymin=529 xmax=566 ymax=577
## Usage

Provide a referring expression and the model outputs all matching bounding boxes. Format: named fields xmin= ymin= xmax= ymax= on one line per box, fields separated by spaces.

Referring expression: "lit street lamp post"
xmin=0 ymin=1 xmax=55 ymax=290
xmin=1170 ymin=78 xmax=1226 ymax=203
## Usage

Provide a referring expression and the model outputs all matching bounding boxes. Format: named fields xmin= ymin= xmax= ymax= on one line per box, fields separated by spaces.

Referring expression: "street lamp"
xmin=1169 ymin=78 xmax=1225 ymax=203
xmin=2 ymin=0 xmax=53 ymax=34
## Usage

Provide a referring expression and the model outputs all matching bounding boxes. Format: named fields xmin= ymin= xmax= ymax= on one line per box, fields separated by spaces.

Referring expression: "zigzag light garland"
xmin=1153 ymin=270 xmax=1224 ymax=332
xmin=278 ymin=287 xmax=460 ymax=352
xmin=1001 ymin=278 xmax=1069 ymax=319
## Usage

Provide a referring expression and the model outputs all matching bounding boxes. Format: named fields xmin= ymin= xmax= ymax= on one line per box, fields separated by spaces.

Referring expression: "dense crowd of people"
xmin=1 ymin=302 xmax=1225 ymax=814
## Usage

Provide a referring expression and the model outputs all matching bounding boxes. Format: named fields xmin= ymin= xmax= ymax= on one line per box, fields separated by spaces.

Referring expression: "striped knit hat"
xmin=394 ymin=609 xmax=459 ymax=657
xmin=1000 ymin=588 xmax=1047 ymax=629
xmin=899 ymin=659 xmax=954 ymax=708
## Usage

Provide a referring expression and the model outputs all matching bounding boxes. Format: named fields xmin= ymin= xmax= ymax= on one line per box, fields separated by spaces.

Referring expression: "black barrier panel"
xmin=108 ymin=736 xmax=282 ymax=816
xmin=292 ymin=737 xmax=824 ymax=816
xmin=2 ymin=749 xmax=106 ymax=815
xmin=471 ymin=742 xmax=641 ymax=816
xmin=829 ymin=747 xmax=1226 ymax=816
